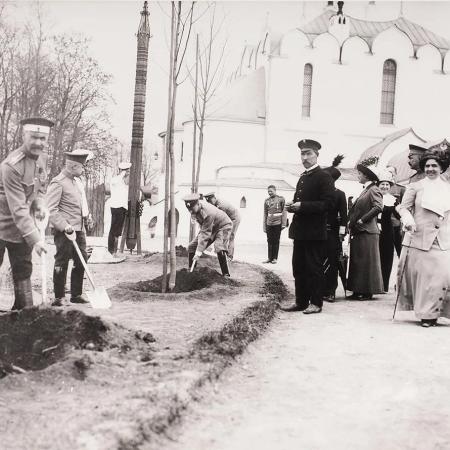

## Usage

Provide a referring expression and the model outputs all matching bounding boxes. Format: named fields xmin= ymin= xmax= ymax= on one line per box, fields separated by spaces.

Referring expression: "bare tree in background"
xmin=192 ymin=4 xmax=227 ymax=192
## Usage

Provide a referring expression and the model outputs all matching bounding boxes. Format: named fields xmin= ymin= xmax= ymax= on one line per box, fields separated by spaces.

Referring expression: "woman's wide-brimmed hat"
xmin=377 ymin=169 xmax=394 ymax=185
xmin=356 ymin=156 xmax=379 ymax=182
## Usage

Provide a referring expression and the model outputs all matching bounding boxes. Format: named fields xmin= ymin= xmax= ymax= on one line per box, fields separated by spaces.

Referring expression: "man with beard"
xmin=0 ymin=117 xmax=53 ymax=309
xmin=408 ymin=144 xmax=427 ymax=183
xmin=282 ymin=139 xmax=334 ymax=314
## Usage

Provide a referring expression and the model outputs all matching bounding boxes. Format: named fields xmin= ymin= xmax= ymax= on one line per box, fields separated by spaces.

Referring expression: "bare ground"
xmin=0 ymin=247 xmax=287 ymax=450
xmin=159 ymin=281 xmax=450 ymax=450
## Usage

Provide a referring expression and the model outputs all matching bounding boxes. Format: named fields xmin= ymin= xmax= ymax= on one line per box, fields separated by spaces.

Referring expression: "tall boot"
xmin=12 ymin=278 xmax=33 ymax=310
xmin=113 ymin=237 xmax=119 ymax=255
xmin=188 ymin=253 xmax=196 ymax=271
xmin=217 ymin=250 xmax=230 ymax=277
xmin=70 ymin=266 xmax=85 ymax=299
xmin=273 ymin=241 xmax=280 ymax=261
xmin=268 ymin=243 xmax=273 ymax=261
xmin=53 ymin=264 xmax=68 ymax=300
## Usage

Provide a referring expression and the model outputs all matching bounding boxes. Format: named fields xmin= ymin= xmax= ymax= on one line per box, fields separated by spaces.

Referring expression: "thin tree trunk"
xmin=189 ymin=33 xmax=199 ymax=242
xmin=162 ymin=2 xmax=177 ymax=293
xmin=168 ymin=2 xmax=182 ymax=291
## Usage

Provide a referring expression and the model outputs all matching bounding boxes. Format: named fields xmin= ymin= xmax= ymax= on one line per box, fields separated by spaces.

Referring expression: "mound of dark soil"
xmin=0 ymin=309 xmax=154 ymax=378
xmin=175 ymin=245 xmax=188 ymax=257
xmin=132 ymin=266 xmax=238 ymax=293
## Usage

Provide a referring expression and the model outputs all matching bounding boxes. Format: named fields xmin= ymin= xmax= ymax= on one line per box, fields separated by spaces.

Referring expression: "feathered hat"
xmin=323 ymin=154 xmax=344 ymax=180
xmin=356 ymin=156 xmax=379 ymax=182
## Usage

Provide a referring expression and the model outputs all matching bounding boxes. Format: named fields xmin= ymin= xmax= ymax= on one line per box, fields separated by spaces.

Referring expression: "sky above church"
xmin=6 ymin=1 xmax=450 ymax=148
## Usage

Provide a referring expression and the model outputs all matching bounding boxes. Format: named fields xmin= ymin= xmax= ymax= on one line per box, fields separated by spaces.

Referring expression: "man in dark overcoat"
xmin=322 ymin=155 xmax=348 ymax=302
xmin=282 ymin=139 xmax=335 ymax=314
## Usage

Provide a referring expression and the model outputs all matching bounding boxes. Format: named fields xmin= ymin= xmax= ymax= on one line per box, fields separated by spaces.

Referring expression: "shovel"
xmin=35 ymin=214 xmax=50 ymax=305
xmin=65 ymin=231 xmax=112 ymax=309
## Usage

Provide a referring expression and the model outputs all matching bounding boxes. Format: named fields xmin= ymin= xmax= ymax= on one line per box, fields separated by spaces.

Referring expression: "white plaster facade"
xmin=149 ymin=3 xmax=450 ymax=247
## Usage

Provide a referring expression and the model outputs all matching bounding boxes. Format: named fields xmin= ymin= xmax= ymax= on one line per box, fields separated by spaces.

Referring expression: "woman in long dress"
xmin=377 ymin=171 xmax=400 ymax=293
xmin=397 ymin=152 xmax=450 ymax=327
xmin=347 ymin=160 xmax=384 ymax=300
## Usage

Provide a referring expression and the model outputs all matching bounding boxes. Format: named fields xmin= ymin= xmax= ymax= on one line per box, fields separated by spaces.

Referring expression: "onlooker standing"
xmin=347 ymin=159 xmax=384 ymax=300
xmin=386 ymin=165 xmax=405 ymax=257
xmin=397 ymin=152 xmax=450 ymax=327
xmin=204 ymin=192 xmax=240 ymax=260
xmin=262 ymin=185 xmax=287 ymax=264
xmin=377 ymin=170 xmax=399 ymax=293
xmin=407 ymin=144 xmax=427 ymax=183
xmin=282 ymin=139 xmax=334 ymax=314
xmin=0 ymin=117 xmax=53 ymax=309
xmin=108 ymin=162 xmax=131 ymax=255
xmin=322 ymin=155 xmax=347 ymax=301
xmin=46 ymin=150 xmax=93 ymax=306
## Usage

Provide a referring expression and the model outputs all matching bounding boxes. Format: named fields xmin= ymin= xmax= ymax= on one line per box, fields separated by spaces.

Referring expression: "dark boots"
xmin=12 ymin=278 xmax=33 ymax=310
xmin=217 ymin=251 xmax=230 ymax=277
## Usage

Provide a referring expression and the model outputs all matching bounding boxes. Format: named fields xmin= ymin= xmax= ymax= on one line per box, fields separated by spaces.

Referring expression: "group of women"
xmin=346 ymin=150 xmax=450 ymax=327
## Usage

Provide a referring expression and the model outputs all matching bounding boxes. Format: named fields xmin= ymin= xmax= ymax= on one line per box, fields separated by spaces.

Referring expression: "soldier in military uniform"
xmin=0 ymin=117 xmax=53 ymax=309
xmin=282 ymin=139 xmax=334 ymax=314
xmin=183 ymin=193 xmax=232 ymax=277
xmin=262 ymin=185 xmax=287 ymax=264
xmin=46 ymin=150 xmax=93 ymax=306
xmin=203 ymin=192 xmax=240 ymax=260
xmin=408 ymin=144 xmax=427 ymax=184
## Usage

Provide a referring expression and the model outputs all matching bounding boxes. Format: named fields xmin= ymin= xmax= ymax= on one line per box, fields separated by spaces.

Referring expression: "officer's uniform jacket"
xmin=0 ymin=147 xmax=47 ymax=246
xmin=263 ymin=195 xmax=287 ymax=232
xmin=191 ymin=201 xmax=232 ymax=253
xmin=288 ymin=166 xmax=335 ymax=241
xmin=215 ymin=198 xmax=240 ymax=223
xmin=409 ymin=171 xmax=426 ymax=184
xmin=46 ymin=170 xmax=85 ymax=232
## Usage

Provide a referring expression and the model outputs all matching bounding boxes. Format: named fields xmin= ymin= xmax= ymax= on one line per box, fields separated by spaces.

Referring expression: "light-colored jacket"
xmin=398 ymin=181 xmax=450 ymax=251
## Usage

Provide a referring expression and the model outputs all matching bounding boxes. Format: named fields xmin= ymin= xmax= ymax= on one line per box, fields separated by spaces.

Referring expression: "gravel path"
xmin=160 ymin=267 xmax=450 ymax=450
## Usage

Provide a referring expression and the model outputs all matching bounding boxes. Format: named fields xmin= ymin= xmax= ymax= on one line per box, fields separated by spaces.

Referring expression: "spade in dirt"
xmin=65 ymin=231 xmax=112 ymax=309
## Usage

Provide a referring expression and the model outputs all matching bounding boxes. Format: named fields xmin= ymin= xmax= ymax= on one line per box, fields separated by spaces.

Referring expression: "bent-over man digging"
xmin=183 ymin=193 xmax=232 ymax=277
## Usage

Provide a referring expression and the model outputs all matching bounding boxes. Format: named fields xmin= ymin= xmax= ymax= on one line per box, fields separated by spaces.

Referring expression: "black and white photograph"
xmin=1 ymin=0 xmax=450 ymax=448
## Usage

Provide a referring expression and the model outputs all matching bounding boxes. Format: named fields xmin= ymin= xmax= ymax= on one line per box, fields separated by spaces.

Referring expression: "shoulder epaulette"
xmin=7 ymin=151 xmax=26 ymax=166
xmin=50 ymin=172 xmax=66 ymax=183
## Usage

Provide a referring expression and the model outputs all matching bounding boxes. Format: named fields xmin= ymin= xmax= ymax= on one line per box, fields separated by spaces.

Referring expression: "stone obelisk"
xmin=121 ymin=1 xmax=150 ymax=254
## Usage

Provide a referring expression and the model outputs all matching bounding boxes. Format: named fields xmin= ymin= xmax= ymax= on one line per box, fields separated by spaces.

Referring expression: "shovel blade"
xmin=87 ymin=287 xmax=112 ymax=309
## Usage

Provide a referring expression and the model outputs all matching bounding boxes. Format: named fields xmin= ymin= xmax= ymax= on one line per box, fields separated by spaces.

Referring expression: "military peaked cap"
xmin=182 ymin=193 xmax=200 ymax=208
xmin=118 ymin=162 xmax=132 ymax=170
xmin=298 ymin=139 xmax=321 ymax=152
xmin=203 ymin=192 xmax=216 ymax=199
xmin=20 ymin=117 xmax=54 ymax=134
xmin=408 ymin=144 xmax=428 ymax=155
xmin=64 ymin=149 xmax=93 ymax=164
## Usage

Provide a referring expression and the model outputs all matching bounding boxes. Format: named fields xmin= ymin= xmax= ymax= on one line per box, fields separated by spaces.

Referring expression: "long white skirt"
xmin=397 ymin=244 xmax=450 ymax=320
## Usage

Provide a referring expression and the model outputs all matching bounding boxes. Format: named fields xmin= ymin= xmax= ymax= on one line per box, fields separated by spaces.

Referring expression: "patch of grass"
xmin=190 ymin=269 xmax=287 ymax=364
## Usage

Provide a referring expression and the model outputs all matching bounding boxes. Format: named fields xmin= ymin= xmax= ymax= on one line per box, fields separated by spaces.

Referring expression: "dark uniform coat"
xmin=288 ymin=166 xmax=334 ymax=308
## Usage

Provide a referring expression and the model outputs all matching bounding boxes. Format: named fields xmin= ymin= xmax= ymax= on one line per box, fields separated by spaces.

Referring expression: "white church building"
xmin=152 ymin=1 xmax=450 ymax=246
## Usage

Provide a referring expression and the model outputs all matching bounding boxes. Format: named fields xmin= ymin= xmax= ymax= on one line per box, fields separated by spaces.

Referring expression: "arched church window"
xmin=240 ymin=196 xmax=247 ymax=208
xmin=302 ymin=63 xmax=313 ymax=118
xmin=380 ymin=59 xmax=397 ymax=125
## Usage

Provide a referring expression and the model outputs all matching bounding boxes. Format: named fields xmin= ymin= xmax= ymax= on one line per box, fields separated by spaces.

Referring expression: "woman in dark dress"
xmin=347 ymin=159 xmax=384 ymax=300
xmin=377 ymin=171 xmax=399 ymax=293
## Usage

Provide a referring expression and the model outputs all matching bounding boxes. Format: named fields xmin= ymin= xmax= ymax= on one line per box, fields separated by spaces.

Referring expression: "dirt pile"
xmin=0 ymin=308 xmax=155 ymax=378
xmin=132 ymin=266 xmax=239 ymax=293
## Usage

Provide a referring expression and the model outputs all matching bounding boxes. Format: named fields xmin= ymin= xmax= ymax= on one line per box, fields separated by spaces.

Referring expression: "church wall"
xmin=265 ymin=25 xmax=450 ymax=168
xmin=179 ymin=120 xmax=266 ymax=184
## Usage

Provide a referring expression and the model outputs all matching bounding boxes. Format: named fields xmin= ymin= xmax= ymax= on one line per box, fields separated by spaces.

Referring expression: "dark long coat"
xmin=347 ymin=183 xmax=384 ymax=294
